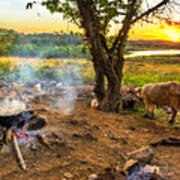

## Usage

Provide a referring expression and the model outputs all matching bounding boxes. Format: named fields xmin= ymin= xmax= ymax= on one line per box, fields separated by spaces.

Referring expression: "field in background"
xmin=0 ymin=57 xmax=94 ymax=85
xmin=123 ymin=56 xmax=180 ymax=87
xmin=0 ymin=56 xmax=180 ymax=87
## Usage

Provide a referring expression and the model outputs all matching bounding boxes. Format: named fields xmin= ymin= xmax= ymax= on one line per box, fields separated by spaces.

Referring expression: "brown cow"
xmin=141 ymin=81 xmax=180 ymax=124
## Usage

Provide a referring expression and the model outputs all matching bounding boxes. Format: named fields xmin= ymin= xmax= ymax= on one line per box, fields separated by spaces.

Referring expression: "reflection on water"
xmin=125 ymin=49 xmax=180 ymax=58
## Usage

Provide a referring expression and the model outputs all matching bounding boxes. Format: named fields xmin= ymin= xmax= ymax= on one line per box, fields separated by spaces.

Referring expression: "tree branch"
xmin=131 ymin=0 xmax=169 ymax=24
xmin=109 ymin=0 xmax=137 ymax=53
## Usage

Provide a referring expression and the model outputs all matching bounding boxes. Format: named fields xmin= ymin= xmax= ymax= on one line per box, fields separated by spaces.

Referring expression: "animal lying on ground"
xmin=141 ymin=81 xmax=180 ymax=124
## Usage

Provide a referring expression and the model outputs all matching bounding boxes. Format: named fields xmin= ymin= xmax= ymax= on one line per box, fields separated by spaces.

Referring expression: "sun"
xmin=164 ymin=29 xmax=180 ymax=42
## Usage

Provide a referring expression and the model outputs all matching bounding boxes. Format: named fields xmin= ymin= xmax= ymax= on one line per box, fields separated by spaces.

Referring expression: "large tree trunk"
xmin=77 ymin=0 xmax=125 ymax=112
xmin=96 ymin=55 xmax=124 ymax=112
xmin=91 ymin=46 xmax=124 ymax=112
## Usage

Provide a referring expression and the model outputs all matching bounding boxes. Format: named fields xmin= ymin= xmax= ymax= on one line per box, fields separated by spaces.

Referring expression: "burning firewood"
xmin=0 ymin=111 xmax=35 ymax=144
xmin=37 ymin=134 xmax=53 ymax=149
xmin=4 ymin=129 xmax=12 ymax=144
xmin=13 ymin=134 xmax=26 ymax=170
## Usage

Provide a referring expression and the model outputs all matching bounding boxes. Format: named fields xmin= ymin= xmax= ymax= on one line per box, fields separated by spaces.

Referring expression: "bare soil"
xmin=0 ymin=89 xmax=180 ymax=180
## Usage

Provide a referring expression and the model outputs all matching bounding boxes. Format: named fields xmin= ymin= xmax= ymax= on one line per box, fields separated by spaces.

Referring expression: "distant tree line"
xmin=1 ymin=28 xmax=178 ymax=59
xmin=0 ymin=28 xmax=90 ymax=58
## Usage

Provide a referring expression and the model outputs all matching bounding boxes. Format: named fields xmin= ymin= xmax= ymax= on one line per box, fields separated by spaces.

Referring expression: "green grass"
xmin=122 ymin=71 xmax=180 ymax=87
xmin=122 ymin=56 xmax=180 ymax=87
xmin=0 ymin=56 xmax=179 ymax=87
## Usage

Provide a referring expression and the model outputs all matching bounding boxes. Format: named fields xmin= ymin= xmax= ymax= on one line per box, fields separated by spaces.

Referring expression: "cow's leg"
xmin=168 ymin=108 xmax=177 ymax=125
xmin=151 ymin=104 xmax=155 ymax=116
xmin=150 ymin=104 xmax=156 ymax=119
xmin=144 ymin=101 xmax=150 ymax=118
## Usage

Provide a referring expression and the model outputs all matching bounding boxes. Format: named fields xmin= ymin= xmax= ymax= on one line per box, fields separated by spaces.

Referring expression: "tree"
xmin=27 ymin=0 xmax=179 ymax=112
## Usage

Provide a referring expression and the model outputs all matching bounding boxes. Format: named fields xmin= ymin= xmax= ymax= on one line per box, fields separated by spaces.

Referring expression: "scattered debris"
xmin=127 ymin=146 xmax=154 ymax=164
xmin=13 ymin=134 xmax=26 ymax=170
xmin=72 ymin=132 xmax=97 ymax=142
xmin=97 ymin=167 xmax=115 ymax=180
xmin=64 ymin=172 xmax=74 ymax=178
xmin=151 ymin=137 xmax=180 ymax=147
xmin=36 ymin=134 xmax=53 ymax=149
xmin=123 ymin=159 xmax=139 ymax=175
xmin=88 ymin=174 xmax=98 ymax=180
xmin=122 ymin=160 xmax=164 ymax=180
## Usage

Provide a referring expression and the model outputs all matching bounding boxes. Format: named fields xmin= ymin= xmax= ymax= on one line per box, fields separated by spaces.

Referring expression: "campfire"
xmin=0 ymin=108 xmax=36 ymax=169
xmin=0 ymin=79 xmax=94 ymax=170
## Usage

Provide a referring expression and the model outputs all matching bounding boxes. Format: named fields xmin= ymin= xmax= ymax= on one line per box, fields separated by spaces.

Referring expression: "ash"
xmin=13 ymin=128 xmax=37 ymax=144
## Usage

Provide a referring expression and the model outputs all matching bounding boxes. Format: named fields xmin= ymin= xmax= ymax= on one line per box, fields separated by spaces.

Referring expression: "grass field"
xmin=0 ymin=56 xmax=180 ymax=87
xmin=123 ymin=56 xmax=180 ymax=87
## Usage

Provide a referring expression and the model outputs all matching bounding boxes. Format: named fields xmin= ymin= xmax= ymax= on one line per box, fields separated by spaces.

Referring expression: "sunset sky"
xmin=0 ymin=0 xmax=180 ymax=42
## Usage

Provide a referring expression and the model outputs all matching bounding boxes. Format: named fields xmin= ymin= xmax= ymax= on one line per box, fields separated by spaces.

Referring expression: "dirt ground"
xmin=0 ymin=88 xmax=180 ymax=180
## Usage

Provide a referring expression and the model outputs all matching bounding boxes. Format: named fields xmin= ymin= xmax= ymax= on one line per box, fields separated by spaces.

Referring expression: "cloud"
xmin=164 ymin=19 xmax=180 ymax=28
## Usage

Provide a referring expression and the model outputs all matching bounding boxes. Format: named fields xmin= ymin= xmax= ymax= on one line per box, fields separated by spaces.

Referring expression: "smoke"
xmin=0 ymin=98 xmax=27 ymax=115
xmin=7 ymin=64 xmax=36 ymax=84
xmin=2 ymin=58 xmax=84 ymax=116
xmin=53 ymin=61 xmax=84 ymax=115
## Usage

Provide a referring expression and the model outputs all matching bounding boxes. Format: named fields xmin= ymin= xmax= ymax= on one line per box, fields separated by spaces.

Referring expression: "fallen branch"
xmin=13 ymin=134 xmax=26 ymax=170
xmin=151 ymin=137 xmax=180 ymax=147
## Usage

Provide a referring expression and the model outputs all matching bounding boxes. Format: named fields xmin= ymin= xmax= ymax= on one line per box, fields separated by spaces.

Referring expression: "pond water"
xmin=125 ymin=49 xmax=180 ymax=58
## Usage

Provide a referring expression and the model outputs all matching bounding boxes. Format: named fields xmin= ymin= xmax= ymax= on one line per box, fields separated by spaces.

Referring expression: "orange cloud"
xmin=129 ymin=21 xmax=180 ymax=42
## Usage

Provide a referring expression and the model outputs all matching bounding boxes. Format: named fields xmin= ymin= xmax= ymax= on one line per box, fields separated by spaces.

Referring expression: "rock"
xmin=64 ymin=172 xmax=74 ymax=178
xmin=62 ymin=161 xmax=71 ymax=167
xmin=123 ymin=159 xmax=140 ymax=175
xmin=127 ymin=146 xmax=154 ymax=164
xmin=88 ymin=174 xmax=98 ymax=180
xmin=144 ymin=165 xmax=160 ymax=174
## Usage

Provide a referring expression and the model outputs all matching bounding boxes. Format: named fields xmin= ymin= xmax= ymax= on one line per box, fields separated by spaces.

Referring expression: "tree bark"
xmin=93 ymin=58 xmax=105 ymax=102
xmin=77 ymin=0 xmax=124 ymax=112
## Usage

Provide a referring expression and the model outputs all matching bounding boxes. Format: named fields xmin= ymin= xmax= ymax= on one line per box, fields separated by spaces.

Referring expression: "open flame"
xmin=13 ymin=128 xmax=36 ymax=144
